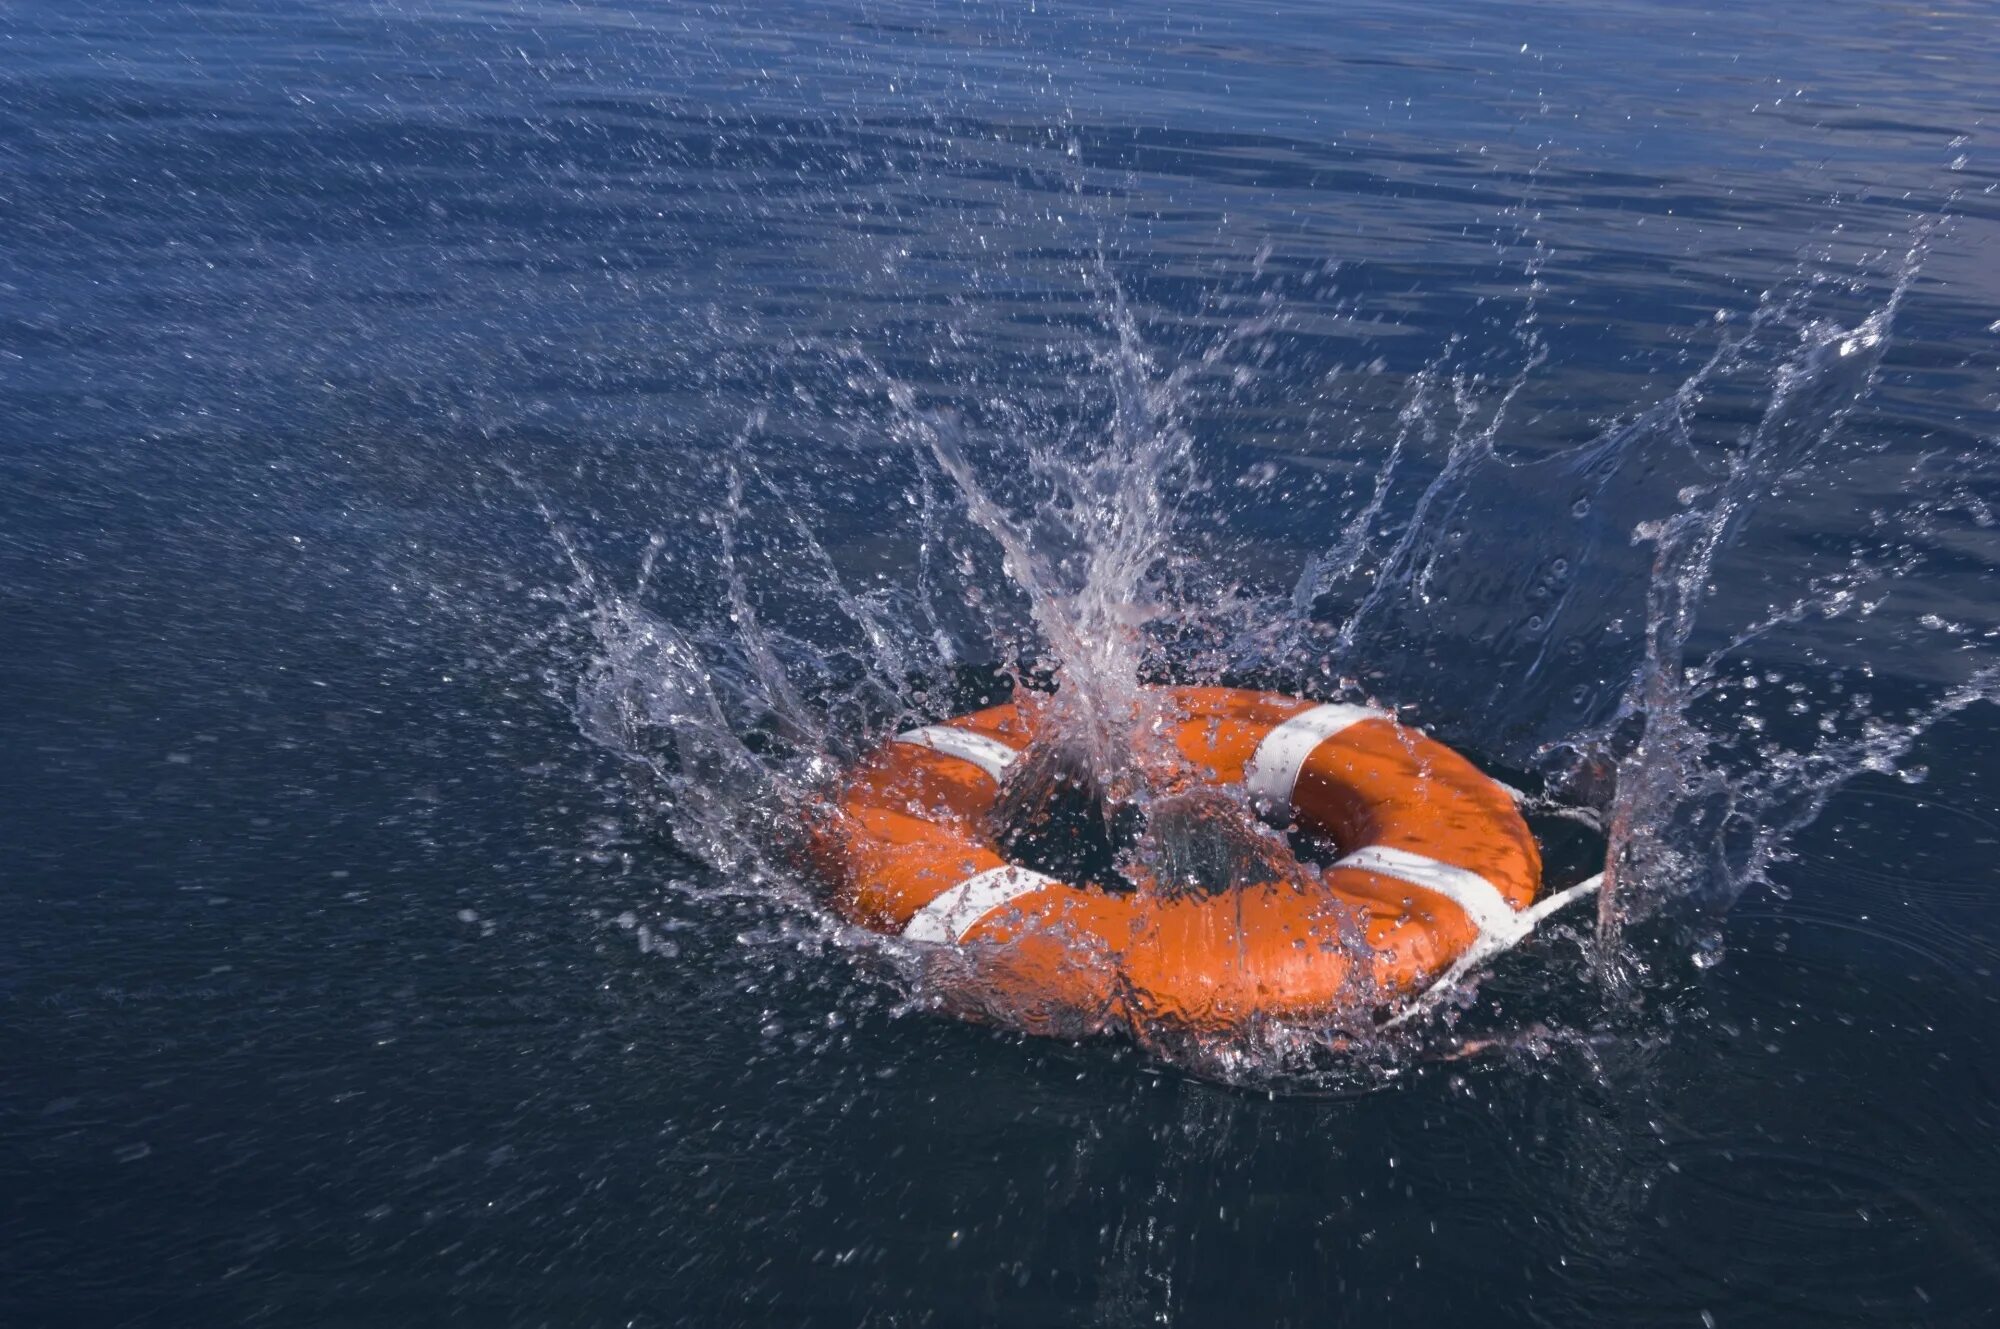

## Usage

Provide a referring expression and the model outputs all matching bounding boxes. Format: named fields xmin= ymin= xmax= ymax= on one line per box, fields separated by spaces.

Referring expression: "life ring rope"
xmin=1382 ymin=871 xmax=1605 ymax=1029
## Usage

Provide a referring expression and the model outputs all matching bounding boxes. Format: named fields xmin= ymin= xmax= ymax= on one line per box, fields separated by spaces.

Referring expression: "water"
xmin=5 ymin=1 xmax=2000 ymax=1324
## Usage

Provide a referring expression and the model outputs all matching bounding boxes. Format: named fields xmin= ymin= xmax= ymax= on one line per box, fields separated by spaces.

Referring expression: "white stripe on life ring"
xmin=902 ymin=865 xmax=1057 ymax=944
xmin=1332 ymin=844 xmax=1527 ymax=944
xmin=895 ymin=726 xmax=1019 ymax=781
xmin=1243 ymin=703 xmax=1384 ymax=810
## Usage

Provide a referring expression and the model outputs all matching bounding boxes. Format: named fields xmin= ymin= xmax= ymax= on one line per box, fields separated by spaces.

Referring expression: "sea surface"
xmin=5 ymin=2 xmax=2000 ymax=1325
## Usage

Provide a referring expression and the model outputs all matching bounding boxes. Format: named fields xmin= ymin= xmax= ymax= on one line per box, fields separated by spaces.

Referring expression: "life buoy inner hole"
xmin=990 ymin=754 xmax=1359 ymax=901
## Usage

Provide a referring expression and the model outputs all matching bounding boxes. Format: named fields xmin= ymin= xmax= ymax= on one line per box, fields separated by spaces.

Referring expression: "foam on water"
xmin=550 ymin=223 xmax=1996 ymax=1087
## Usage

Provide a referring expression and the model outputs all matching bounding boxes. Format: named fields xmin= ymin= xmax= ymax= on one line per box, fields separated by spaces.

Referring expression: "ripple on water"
xmin=1790 ymin=781 xmax=2000 ymax=909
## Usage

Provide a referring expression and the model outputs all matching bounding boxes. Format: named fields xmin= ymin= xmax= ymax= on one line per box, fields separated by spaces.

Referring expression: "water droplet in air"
xmin=1692 ymin=932 xmax=1725 ymax=970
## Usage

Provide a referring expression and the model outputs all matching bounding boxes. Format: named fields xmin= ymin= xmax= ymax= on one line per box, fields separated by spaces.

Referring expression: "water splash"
xmin=1597 ymin=273 xmax=1916 ymax=951
xmin=545 ymin=226 xmax=1997 ymax=1086
xmin=879 ymin=295 xmax=1194 ymax=828
xmin=1554 ymin=239 xmax=2000 ymax=963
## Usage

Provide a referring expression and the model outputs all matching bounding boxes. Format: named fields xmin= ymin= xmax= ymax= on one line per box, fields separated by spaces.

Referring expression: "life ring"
xmin=808 ymin=686 xmax=1543 ymax=1033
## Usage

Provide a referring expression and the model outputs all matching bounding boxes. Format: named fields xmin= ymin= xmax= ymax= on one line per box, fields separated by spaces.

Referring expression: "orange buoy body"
xmin=808 ymin=686 xmax=1541 ymax=1033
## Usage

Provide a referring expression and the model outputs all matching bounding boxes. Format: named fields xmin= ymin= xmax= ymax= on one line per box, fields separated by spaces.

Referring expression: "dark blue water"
xmin=6 ymin=2 xmax=2000 ymax=1325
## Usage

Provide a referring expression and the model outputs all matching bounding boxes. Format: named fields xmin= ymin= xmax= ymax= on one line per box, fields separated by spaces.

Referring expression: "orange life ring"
xmin=808 ymin=685 xmax=1542 ymax=1033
